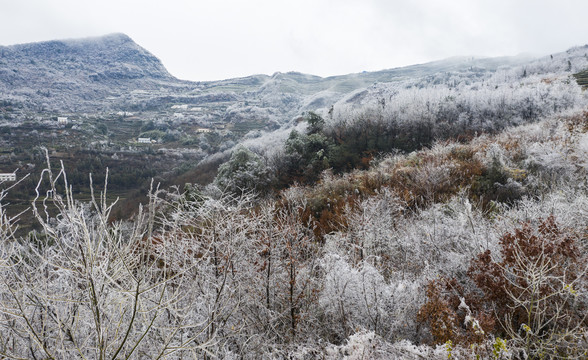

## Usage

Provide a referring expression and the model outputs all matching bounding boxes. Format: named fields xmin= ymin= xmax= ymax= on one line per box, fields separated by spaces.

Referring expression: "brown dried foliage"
xmin=417 ymin=281 xmax=459 ymax=344
xmin=419 ymin=216 xmax=586 ymax=346
xmin=386 ymin=144 xmax=485 ymax=209
xmin=566 ymin=110 xmax=588 ymax=133
xmin=417 ymin=279 xmax=495 ymax=346
xmin=468 ymin=215 xmax=583 ymax=334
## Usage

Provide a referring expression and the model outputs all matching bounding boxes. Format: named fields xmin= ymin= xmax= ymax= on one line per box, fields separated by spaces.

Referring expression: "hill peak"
xmin=0 ymin=33 xmax=179 ymax=111
xmin=0 ymin=32 xmax=173 ymax=77
xmin=59 ymin=33 xmax=136 ymax=47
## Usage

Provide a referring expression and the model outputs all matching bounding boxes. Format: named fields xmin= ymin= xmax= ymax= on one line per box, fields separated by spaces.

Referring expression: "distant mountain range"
xmin=0 ymin=33 xmax=535 ymax=119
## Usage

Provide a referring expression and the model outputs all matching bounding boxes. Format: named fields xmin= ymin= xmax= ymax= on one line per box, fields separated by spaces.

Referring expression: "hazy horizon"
xmin=2 ymin=0 xmax=588 ymax=81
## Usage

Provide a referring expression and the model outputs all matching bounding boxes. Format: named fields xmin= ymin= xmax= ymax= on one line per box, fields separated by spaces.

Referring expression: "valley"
xmin=0 ymin=33 xmax=587 ymax=359
xmin=0 ymin=34 xmax=540 ymax=227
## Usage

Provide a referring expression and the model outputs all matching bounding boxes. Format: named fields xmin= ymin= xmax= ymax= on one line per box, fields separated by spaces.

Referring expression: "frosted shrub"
xmin=496 ymin=187 xmax=588 ymax=242
xmin=319 ymin=254 xmax=422 ymax=343
xmin=326 ymin=188 xmax=404 ymax=270
xmin=324 ymin=330 xmax=381 ymax=359
xmin=394 ymin=193 xmax=495 ymax=277
xmin=525 ymin=140 xmax=577 ymax=184
xmin=0 ymin=164 xmax=221 ymax=358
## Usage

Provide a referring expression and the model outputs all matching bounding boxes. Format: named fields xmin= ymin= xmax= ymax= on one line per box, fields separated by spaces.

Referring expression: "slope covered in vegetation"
xmin=0 ymin=46 xmax=588 ymax=359
xmin=1 ymin=106 xmax=586 ymax=358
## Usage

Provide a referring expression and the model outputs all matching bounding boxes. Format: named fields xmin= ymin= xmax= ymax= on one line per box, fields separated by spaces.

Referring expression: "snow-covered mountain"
xmin=0 ymin=33 xmax=534 ymax=119
xmin=0 ymin=33 xmax=192 ymax=111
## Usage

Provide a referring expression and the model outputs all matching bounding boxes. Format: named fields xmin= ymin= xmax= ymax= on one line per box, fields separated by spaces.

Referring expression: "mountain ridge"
xmin=0 ymin=33 xmax=564 ymax=119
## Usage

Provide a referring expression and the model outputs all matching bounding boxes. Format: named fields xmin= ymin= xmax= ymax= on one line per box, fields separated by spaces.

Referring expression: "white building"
xmin=196 ymin=128 xmax=212 ymax=133
xmin=138 ymin=138 xmax=151 ymax=144
xmin=57 ymin=117 xmax=68 ymax=125
xmin=0 ymin=173 xmax=16 ymax=182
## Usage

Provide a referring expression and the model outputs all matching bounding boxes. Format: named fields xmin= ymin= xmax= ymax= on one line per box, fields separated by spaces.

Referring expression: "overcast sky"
xmin=1 ymin=0 xmax=588 ymax=81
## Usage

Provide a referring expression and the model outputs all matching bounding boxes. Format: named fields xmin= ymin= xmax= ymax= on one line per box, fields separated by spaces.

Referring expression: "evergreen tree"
xmin=214 ymin=146 xmax=272 ymax=196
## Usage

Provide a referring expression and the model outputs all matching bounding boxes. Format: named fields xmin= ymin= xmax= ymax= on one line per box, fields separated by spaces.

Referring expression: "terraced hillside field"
xmin=574 ymin=68 xmax=588 ymax=88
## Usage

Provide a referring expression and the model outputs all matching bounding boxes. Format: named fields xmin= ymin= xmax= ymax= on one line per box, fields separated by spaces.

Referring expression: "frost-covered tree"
xmin=214 ymin=146 xmax=273 ymax=196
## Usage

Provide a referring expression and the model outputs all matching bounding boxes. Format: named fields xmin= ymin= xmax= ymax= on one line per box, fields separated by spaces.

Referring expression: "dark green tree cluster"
xmin=276 ymin=111 xmax=429 ymax=186
xmin=276 ymin=112 xmax=334 ymax=186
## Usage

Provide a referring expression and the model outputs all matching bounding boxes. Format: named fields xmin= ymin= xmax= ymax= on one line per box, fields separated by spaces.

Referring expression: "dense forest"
xmin=0 ymin=48 xmax=587 ymax=359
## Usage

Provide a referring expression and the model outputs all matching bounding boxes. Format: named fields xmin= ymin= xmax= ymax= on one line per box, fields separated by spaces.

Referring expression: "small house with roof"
xmin=0 ymin=173 xmax=16 ymax=182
